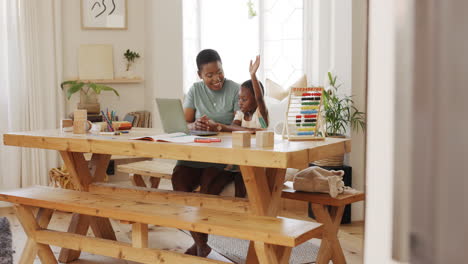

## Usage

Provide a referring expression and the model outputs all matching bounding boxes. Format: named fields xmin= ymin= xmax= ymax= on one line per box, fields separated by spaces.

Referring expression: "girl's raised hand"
xmin=249 ymin=55 xmax=260 ymax=76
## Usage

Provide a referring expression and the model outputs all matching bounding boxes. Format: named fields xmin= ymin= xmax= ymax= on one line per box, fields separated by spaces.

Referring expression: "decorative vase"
xmin=77 ymin=89 xmax=100 ymax=114
xmin=122 ymin=70 xmax=136 ymax=79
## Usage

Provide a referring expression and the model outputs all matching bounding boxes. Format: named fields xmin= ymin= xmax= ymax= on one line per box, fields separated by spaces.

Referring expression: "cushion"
xmin=266 ymin=79 xmax=289 ymax=101
xmin=265 ymin=75 xmax=307 ymax=101
xmin=264 ymin=96 xmax=288 ymax=131
xmin=290 ymin=74 xmax=308 ymax=89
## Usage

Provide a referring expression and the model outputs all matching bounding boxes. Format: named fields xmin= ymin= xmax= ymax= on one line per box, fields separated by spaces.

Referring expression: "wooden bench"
xmin=282 ymin=181 xmax=365 ymax=264
xmin=117 ymin=160 xmax=174 ymax=188
xmin=0 ymin=186 xmax=323 ymax=264
xmin=117 ymin=160 xmax=365 ymax=263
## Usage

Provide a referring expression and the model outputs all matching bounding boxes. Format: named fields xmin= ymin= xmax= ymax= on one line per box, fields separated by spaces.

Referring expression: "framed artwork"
xmin=81 ymin=0 xmax=127 ymax=29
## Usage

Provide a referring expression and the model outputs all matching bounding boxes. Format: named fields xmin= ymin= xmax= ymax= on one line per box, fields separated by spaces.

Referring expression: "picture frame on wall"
xmin=81 ymin=0 xmax=127 ymax=30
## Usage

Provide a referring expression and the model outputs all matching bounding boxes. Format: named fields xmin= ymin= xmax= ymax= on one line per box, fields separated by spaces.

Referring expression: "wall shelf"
xmin=68 ymin=78 xmax=143 ymax=84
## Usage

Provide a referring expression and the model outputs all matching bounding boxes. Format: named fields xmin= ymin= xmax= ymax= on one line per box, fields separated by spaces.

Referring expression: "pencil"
xmin=101 ymin=110 xmax=114 ymax=132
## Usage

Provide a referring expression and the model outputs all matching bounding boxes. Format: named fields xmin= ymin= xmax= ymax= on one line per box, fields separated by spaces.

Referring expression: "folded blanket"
xmin=293 ymin=166 xmax=345 ymax=198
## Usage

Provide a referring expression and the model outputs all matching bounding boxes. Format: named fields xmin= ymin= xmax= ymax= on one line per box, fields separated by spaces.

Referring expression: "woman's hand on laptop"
xmin=190 ymin=115 xmax=216 ymax=131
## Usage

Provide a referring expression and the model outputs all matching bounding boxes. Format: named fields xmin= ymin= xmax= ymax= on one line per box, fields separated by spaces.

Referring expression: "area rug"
xmin=0 ymin=217 xmax=13 ymax=264
xmin=208 ymin=234 xmax=319 ymax=264
xmin=142 ymin=226 xmax=319 ymax=264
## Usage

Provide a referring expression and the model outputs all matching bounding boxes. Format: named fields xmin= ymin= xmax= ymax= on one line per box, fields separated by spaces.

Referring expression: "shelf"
xmin=69 ymin=78 xmax=143 ymax=84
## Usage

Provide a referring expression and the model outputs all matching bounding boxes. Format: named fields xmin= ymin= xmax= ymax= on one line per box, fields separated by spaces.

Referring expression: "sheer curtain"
xmin=0 ymin=0 xmax=64 ymax=190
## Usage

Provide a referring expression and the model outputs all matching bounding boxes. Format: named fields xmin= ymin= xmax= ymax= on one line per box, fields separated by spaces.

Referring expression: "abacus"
xmin=282 ymin=87 xmax=325 ymax=141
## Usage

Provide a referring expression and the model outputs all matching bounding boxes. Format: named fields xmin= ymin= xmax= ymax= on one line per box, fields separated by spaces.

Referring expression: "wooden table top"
xmin=3 ymin=128 xmax=351 ymax=169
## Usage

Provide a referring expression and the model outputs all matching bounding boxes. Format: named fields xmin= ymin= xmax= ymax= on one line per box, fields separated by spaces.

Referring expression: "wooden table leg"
xmin=240 ymin=166 xmax=290 ymax=264
xmin=59 ymin=151 xmax=116 ymax=262
xmin=89 ymin=216 xmax=117 ymax=240
xmin=15 ymin=205 xmax=57 ymax=264
xmin=150 ymin=177 xmax=161 ymax=188
xmin=58 ymin=213 xmax=91 ymax=262
xmin=130 ymin=174 xmax=147 ymax=187
xmin=18 ymin=208 xmax=53 ymax=264
xmin=90 ymin=153 xmax=111 ymax=182
xmin=312 ymin=204 xmax=346 ymax=264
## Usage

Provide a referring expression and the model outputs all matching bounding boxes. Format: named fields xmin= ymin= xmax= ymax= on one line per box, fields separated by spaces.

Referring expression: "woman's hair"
xmin=196 ymin=49 xmax=222 ymax=71
xmin=241 ymin=80 xmax=265 ymax=97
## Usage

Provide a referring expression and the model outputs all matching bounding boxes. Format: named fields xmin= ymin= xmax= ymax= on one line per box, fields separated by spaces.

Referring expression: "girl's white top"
xmin=234 ymin=108 xmax=263 ymax=129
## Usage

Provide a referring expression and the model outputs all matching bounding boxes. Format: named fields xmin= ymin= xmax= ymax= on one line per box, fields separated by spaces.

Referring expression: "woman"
xmin=171 ymin=49 xmax=241 ymax=257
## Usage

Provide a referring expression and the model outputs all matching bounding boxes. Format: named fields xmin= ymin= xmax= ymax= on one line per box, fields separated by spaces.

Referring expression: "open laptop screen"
xmin=155 ymin=98 xmax=218 ymax=136
xmin=155 ymin=98 xmax=190 ymax=134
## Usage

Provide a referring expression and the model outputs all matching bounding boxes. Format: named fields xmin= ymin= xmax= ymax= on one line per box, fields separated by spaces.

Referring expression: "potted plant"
xmin=315 ymin=72 xmax=366 ymax=166
xmin=123 ymin=49 xmax=140 ymax=79
xmin=60 ymin=80 xmax=119 ymax=114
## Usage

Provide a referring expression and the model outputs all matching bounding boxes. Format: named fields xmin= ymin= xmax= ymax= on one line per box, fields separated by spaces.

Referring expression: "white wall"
xmin=62 ymin=1 xmax=146 ymax=119
xmin=365 ymin=0 xmax=404 ymax=263
xmin=306 ymin=0 xmax=366 ymax=221
xmin=144 ymin=0 xmax=183 ymax=131
xmin=349 ymin=0 xmax=367 ymax=222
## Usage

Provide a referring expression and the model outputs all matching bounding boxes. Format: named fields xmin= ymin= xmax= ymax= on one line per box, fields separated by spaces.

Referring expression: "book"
xmin=131 ymin=132 xmax=198 ymax=143
xmin=123 ymin=114 xmax=135 ymax=124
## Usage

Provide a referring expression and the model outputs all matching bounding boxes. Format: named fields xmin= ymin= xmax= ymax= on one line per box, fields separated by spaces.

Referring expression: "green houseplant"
xmin=60 ymin=80 xmax=119 ymax=114
xmin=322 ymin=72 xmax=365 ymax=136
xmin=123 ymin=49 xmax=140 ymax=79
xmin=315 ymin=72 xmax=366 ymax=166
xmin=124 ymin=49 xmax=140 ymax=71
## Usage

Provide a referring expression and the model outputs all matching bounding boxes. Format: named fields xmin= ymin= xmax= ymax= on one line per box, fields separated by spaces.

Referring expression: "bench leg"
xmin=18 ymin=208 xmax=54 ymax=264
xmin=59 ymin=151 xmax=117 ymax=262
xmin=130 ymin=174 xmax=147 ymax=187
xmin=312 ymin=204 xmax=346 ymax=264
xmin=254 ymin=242 xmax=291 ymax=264
xmin=149 ymin=177 xmax=161 ymax=188
xmin=132 ymin=223 xmax=148 ymax=248
xmin=59 ymin=214 xmax=117 ymax=263
xmin=14 ymin=205 xmax=57 ymax=264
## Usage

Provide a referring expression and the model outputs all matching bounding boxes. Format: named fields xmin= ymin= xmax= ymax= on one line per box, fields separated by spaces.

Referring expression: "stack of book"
xmin=124 ymin=111 xmax=152 ymax=128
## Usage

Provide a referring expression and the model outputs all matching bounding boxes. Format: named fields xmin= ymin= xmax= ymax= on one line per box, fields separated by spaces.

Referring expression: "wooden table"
xmin=3 ymin=128 xmax=351 ymax=263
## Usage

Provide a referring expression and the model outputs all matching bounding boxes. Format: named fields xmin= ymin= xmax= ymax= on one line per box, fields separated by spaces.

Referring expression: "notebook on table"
xmin=155 ymin=98 xmax=218 ymax=136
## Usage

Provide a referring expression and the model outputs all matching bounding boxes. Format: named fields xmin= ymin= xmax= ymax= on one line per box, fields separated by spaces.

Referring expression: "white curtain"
xmin=0 ymin=0 xmax=64 ymax=190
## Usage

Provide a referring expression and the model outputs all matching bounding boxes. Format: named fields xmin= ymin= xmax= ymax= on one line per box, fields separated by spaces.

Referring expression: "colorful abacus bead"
xmin=300 ymin=110 xmax=318 ymax=114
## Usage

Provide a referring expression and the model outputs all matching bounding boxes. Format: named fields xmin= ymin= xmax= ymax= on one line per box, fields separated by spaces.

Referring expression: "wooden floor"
xmin=0 ymin=179 xmax=364 ymax=264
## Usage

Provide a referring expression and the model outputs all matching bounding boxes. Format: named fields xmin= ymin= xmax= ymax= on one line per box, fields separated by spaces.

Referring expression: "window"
xmin=183 ymin=0 xmax=303 ymax=92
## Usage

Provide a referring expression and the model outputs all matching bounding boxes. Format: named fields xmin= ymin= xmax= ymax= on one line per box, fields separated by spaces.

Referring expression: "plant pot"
xmin=78 ymin=90 xmax=100 ymax=114
xmin=122 ymin=70 xmax=136 ymax=79
xmin=313 ymin=134 xmax=346 ymax=166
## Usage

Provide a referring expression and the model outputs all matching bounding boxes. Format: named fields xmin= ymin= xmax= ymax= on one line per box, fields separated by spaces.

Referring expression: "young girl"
xmin=209 ymin=55 xmax=268 ymax=132
xmin=232 ymin=55 xmax=269 ymax=130
xmin=223 ymin=56 xmax=269 ymax=198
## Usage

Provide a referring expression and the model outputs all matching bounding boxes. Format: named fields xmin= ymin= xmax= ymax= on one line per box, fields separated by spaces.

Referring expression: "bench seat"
xmin=281 ymin=181 xmax=364 ymax=264
xmin=117 ymin=160 xmax=174 ymax=179
xmin=117 ymin=160 xmax=174 ymax=188
xmin=0 ymin=186 xmax=322 ymax=248
xmin=281 ymin=181 xmax=365 ymax=206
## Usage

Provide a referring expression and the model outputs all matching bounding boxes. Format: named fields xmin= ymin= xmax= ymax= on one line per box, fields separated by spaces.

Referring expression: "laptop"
xmin=155 ymin=98 xmax=218 ymax=136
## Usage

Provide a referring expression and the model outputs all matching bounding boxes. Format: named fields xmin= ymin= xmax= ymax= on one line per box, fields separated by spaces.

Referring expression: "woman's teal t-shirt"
xmin=184 ymin=79 xmax=240 ymax=124
xmin=178 ymin=79 xmax=240 ymax=169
